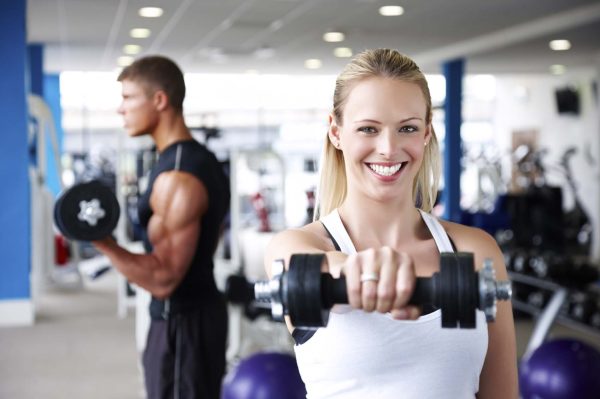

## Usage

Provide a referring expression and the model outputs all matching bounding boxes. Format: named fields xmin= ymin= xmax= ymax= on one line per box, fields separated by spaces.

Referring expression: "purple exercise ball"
xmin=519 ymin=338 xmax=600 ymax=399
xmin=221 ymin=352 xmax=306 ymax=399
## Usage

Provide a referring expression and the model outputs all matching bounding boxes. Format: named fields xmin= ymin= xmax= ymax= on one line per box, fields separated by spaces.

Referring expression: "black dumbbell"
xmin=254 ymin=252 xmax=512 ymax=329
xmin=225 ymin=274 xmax=274 ymax=320
xmin=54 ymin=180 xmax=120 ymax=241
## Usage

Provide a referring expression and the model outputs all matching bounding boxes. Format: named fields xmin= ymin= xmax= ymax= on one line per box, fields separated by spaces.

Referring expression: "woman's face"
xmin=330 ymin=76 xmax=431 ymax=203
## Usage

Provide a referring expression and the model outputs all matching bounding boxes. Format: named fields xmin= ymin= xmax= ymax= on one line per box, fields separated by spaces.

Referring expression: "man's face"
xmin=117 ymin=79 xmax=159 ymax=137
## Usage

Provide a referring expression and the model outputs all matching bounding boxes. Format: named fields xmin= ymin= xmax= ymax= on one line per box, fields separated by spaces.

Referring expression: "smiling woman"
xmin=263 ymin=48 xmax=519 ymax=399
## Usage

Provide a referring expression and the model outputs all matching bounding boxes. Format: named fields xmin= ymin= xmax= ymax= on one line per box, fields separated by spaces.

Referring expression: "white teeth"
xmin=369 ymin=163 xmax=403 ymax=176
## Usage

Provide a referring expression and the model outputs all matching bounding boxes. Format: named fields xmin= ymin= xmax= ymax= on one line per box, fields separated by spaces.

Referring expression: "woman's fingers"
xmin=344 ymin=247 xmax=419 ymax=318
xmin=360 ymin=249 xmax=379 ymax=312
xmin=392 ymin=252 xmax=416 ymax=311
xmin=376 ymin=247 xmax=396 ymax=313
xmin=344 ymin=253 xmax=363 ymax=309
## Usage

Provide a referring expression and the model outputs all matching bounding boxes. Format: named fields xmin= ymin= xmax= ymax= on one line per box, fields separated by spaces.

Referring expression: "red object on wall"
xmin=55 ymin=234 xmax=70 ymax=266
xmin=251 ymin=192 xmax=271 ymax=232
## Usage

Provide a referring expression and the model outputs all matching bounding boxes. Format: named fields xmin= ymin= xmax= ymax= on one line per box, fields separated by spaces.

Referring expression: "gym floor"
xmin=1 ymin=270 xmax=599 ymax=399
xmin=0 ymin=272 xmax=143 ymax=399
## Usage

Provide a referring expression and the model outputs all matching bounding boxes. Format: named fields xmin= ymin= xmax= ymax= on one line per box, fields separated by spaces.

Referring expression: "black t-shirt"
xmin=137 ymin=139 xmax=230 ymax=319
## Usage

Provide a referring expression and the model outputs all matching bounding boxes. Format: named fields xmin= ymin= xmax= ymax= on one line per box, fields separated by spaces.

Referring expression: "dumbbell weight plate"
xmin=53 ymin=189 xmax=69 ymax=238
xmin=440 ymin=254 xmax=458 ymax=328
xmin=457 ymin=253 xmax=477 ymax=328
xmin=286 ymin=254 xmax=330 ymax=328
xmin=54 ymin=180 xmax=120 ymax=241
xmin=439 ymin=253 xmax=478 ymax=328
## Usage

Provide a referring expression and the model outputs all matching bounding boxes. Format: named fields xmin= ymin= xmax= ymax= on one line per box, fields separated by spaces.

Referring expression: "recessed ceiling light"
xmin=550 ymin=64 xmax=567 ymax=75
xmin=323 ymin=32 xmax=345 ymax=42
xmin=139 ymin=7 xmax=163 ymax=18
xmin=117 ymin=56 xmax=135 ymax=67
xmin=549 ymin=39 xmax=571 ymax=51
xmin=123 ymin=44 xmax=142 ymax=55
xmin=334 ymin=47 xmax=353 ymax=58
xmin=304 ymin=59 xmax=322 ymax=69
xmin=130 ymin=28 xmax=151 ymax=39
xmin=379 ymin=5 xmax=404 ymax=16
xmin=245 ymin=69 xmax=259 ymax=75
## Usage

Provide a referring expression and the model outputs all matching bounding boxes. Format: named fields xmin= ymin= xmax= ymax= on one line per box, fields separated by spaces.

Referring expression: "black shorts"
xmin=143 ymin=296 xmax=228 ymax=399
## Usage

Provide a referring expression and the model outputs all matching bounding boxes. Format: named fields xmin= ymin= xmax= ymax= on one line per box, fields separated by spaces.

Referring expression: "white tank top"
xmin=294 ymin=209 xmax=488 ymax=399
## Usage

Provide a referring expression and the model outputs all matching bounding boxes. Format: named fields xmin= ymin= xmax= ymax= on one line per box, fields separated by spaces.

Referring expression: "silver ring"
xmin=360 ymin=272 xmax=379 ymax=283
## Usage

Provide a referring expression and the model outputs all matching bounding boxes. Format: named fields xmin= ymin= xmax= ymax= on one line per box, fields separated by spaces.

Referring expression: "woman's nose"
xmin=377 ymin=129 xmax=397 ymax=157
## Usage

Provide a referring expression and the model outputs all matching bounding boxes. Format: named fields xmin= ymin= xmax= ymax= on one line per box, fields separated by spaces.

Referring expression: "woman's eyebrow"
xmin=352 ymin=116 xmax=423 ymax=124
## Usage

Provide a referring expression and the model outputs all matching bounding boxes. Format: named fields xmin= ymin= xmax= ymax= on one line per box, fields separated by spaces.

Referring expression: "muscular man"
xmin=93 ymin=56 xmax=230 ymax=399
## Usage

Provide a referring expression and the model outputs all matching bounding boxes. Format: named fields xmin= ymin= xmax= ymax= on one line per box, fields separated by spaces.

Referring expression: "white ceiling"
xmin=27 ymin=0 xmax=600 ymax=75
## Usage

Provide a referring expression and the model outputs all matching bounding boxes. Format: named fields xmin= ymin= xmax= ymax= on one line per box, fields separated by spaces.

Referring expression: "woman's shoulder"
xmin=438 ymin=218 xmax=500 ymax=254
xmin=437 ymin=218 xmax=507 ymax=274
xmin=268 ymin=220 xmax=335 ymax=252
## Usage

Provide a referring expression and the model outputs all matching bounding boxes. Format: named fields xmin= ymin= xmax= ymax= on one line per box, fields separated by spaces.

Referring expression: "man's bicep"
xmin=149 ymin=172 xmax=207 ymax=278
xmin=154 ymin=172 xmax=208 ymax=230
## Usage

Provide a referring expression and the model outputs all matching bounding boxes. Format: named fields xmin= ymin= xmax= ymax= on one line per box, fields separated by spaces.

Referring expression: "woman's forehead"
xmin=342 ymin=77 xmax=427 ymax=119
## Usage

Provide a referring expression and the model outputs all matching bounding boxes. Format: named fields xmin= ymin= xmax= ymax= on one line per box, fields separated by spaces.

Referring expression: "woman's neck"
xmin=338 ymin=195 xmax=425 ymax=250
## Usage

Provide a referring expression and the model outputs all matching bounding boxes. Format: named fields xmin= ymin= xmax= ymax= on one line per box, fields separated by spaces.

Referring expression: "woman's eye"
xmin=400 ymin=125 xmax=418 ymax=133
xmin=358 ymin=126 xmax=377 ymax=134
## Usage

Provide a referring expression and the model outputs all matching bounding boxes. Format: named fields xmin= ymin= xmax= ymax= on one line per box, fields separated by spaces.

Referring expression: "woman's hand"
xmin=342 ymin=246 xmax=420 ymax=320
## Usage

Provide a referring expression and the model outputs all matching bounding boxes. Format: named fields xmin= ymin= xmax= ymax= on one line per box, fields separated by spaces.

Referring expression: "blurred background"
xmin=1 ymin=0 xmax=600 ymax=398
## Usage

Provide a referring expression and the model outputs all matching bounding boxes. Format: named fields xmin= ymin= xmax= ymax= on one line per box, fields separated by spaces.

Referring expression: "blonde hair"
xmin=315 ymin=48 xmax=440 ymax=220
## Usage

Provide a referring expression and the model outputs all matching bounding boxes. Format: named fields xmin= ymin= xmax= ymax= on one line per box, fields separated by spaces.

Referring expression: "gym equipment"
xmin=28 ymin=94 xmax=84 ymax=294
xmin=54 ymin=180 xmax=120 ymax=241
xmin=510 ymin=250 xmax=532 ymax=275
xmin=508 ymin=145 xmax=593 ymax=255
xmin=526 ymin=289 xmax=551 ymax=309
xmin=559 ymin=147 xmax=593 ymax=256
xmin=567 ymin=290 xmax=600 ymax=325
xmin=519 ymin=338 xmax=600 ymax=399
xmin=221 ymin=352 xmax=306 ymax=399
xmin=254 ymin=252 xmax=512 ymax=329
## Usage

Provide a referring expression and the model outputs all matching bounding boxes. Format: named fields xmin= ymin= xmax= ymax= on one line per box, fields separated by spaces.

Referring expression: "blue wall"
xmin=0 ymin=0 xmax=31 ymax=299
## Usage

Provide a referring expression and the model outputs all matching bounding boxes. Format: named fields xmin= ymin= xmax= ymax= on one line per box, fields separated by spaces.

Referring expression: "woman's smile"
xmin=366 ymin=161 xmax=408 ymax=181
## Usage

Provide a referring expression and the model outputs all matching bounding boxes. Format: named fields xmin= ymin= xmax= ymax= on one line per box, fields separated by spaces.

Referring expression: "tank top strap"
xmin=418 ymin=209 xmax=454 ymax=253
xmin=321 ymin=209 xmax=357 ymax=255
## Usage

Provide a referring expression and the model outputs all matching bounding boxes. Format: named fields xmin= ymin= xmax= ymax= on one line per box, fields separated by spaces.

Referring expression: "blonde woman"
xmin=264 ymin=49 xmax=517 ymax=398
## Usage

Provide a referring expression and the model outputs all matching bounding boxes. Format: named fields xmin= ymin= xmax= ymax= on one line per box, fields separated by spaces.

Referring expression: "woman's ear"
xmin=328 ymin=114 xmax=341 ymax=148
xmin=424 ymin=123 xmax=432 ymax=146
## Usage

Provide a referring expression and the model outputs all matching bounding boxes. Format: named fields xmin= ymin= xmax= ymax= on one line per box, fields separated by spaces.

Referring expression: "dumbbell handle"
xmin=320 ymin=274 xmax=434 ymax=309
xmin=320 ymin=268 xmax=511 ymax=318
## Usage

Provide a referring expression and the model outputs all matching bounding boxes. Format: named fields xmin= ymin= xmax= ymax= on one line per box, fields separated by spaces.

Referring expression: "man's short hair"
xmin=118 ymin=55 xmax=185 ymax=112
